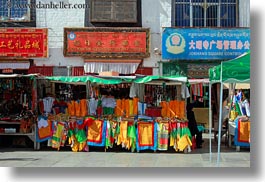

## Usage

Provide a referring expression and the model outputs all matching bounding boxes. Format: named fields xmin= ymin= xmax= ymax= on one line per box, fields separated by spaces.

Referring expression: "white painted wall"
xmin=142 ymin=0 xmax=172 ymax=75
xmin=35 ymin=0 xmax=85 ymax=66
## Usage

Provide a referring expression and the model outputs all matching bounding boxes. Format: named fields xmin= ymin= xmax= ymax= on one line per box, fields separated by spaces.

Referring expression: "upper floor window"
xmin=90 ymin=0 xmax=137 ymax=23
xmin=0 ymin=0 xmax=30 ymax=22
xmin=86 ymin=0 xmax=141 ymax=27
xmin=174 ymin=0 xmax=238 ymax=27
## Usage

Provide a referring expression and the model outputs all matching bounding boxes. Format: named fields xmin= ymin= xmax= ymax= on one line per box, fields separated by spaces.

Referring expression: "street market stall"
xmin=35 ymin=75 xmax=194 ymax=153
xmin=208 ymin=51 xmax=250 ymax=165
xmin=0 ymin=74 xmax=39 ymax=149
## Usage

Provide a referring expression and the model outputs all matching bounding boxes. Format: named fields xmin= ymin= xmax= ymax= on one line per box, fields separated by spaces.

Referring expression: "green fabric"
xmin=68 ymin=129 xmax=74 ymax=138
xmin=105 ymin=123 xmax=112 ymax=148
xmin=209 ymin=51 xmax=250 ymax=83
xmin=127 ymin=124 xmax=136 ymax=152
xmin=134 ymin=75 xmax=187 ymax=84
xmin=235 ymin=102 xmax=242 ymax=116
xmin=46 ymin=75 xmax=132 ymax=85
xmin=75 ymin=130 xmax=87 ymax=143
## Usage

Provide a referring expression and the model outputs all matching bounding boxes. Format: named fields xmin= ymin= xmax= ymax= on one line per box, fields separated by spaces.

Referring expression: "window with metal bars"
xmin=86 ymin=0 xmax=142 ymax=27
xmin=0 ymin=0 xmax=30 ymax=22
xmin=174 ymin=0 xmax=238 ymax=27
xmin=90 ymin=0 xmax=137 ymax=23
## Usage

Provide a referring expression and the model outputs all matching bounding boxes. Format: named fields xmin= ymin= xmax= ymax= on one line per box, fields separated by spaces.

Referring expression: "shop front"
xmin=0 ymin=28 xmax=48 ymax=149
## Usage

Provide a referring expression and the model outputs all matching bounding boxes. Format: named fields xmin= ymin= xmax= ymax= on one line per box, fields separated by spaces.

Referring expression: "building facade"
xmin=0 ymin=0 xmax=250 ymax=76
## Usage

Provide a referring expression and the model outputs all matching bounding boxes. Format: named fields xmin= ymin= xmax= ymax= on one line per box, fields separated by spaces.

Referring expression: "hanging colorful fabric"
xmin=51 ymin=122 xmax=65 ymax=150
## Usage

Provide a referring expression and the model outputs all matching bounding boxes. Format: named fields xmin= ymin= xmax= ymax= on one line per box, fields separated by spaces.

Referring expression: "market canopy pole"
xmin=217 ymin=61 xmax=224 ymax=166
xmin=209 ymin=82 xmax=212 ymax=162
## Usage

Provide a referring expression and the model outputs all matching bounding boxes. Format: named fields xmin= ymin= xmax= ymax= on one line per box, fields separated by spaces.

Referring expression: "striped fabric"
xmin=157 ymin=122 xmax=169 ymax=151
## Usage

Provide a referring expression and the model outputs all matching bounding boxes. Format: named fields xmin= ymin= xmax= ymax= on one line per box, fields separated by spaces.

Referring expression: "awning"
xmin=84 ymin=60 xmax=141 ymax=75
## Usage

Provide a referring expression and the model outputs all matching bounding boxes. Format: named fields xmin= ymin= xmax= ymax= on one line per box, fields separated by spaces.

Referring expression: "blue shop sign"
xmin=162 ymin=28 xmax=250 ymax=60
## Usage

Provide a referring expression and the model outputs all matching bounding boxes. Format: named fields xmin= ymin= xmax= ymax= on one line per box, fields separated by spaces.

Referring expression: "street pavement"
xmin=0 ymin=133 xmax=250 ymax=167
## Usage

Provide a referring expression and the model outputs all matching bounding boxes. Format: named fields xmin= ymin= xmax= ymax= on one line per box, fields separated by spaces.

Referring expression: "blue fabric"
xmin=234 ymin=118 xmax=250 ymax=147
xmin=197 ymin=125 xmax=205 ymax=132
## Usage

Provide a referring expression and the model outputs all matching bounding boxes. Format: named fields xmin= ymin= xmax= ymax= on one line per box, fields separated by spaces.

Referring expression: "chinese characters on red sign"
xmin=0 ymin=28 xmax=48 ymax=58
xmin=64 ymin=28 xmax=150 ymax=58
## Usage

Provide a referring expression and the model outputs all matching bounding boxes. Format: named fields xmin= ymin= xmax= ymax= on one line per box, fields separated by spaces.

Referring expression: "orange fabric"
xmin=169 ymin=101 xmax=176 ymax=117
xmin=121 ymin=99 xmax=126 ymax=116
xmin=160 ymin=101 xmax=167 ymax=117
xmin=115 ymin=99 xmax=122 ymax=116
xmin=80 ymin=99 xmax=88 ymax=117
xmin=238 ymin=121 xmax=251 ymax=143
xmin=125 ymin=99 xmax=130 ymax=117
xmin=179 ymin=101 xmax=185 ymax=119
xmin=67 ymin=101 xmax=75 ymax=116
xmin=38 ymin=119 xmax=52 ymax=139
xmin=74 ymin=101 xmax=81 ymax=117
xmin=87 ymin=120 xmax=103 ymax=143
xmin=172 ymin=100 xmax=178 ymax=117
xmin=133 ymin=97 xmax=139 ymax=115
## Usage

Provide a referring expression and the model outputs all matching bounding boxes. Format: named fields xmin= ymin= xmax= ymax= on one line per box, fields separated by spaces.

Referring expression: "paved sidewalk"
xmin=0 ymin=134 xmax=250 ymax=167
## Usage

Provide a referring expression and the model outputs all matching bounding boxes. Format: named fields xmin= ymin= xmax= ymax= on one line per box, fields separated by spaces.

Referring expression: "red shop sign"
xmin=63 ymin=27 xmax=150 ymax=58
xmin=0 ymin=28 xmax=48 ymax=58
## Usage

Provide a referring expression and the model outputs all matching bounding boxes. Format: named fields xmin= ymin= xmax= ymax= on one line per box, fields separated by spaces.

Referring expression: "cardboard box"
xmin=99 ymin=71 xmax=119 ymax=76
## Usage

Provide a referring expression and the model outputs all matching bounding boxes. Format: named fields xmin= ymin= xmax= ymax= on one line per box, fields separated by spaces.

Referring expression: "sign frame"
xmin=0 ymin=28 xmax=48 ymax=58
xmin=162 ymin=27 xmax=250 ymax=60
xmin=63 ymin=27 xmax=150 ymax=59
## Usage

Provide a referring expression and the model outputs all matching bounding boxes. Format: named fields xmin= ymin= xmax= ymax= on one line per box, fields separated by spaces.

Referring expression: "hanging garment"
xmin=87 ymin=119 xmax=106 ymax=147
xmin=127 ymin=122 xmax=137 ymax=152
xmin=117 ymin=121 xmax=128 ymax=147
xmin=67 ymin=100 xmax=76 ymax=116
xmin=36 ymin=116 xmax=52 ymax=142
xmin=157 ymin=122 xmax=169 ymax=151
xmin=115 ymin=99 xmax=123 ymax=116
xmin=136 ymin=122 xmax=158 ymax=151
xmin=133 ymin=97 xmax=139 ymax=115
xmin=51 ymin=122 xmax=65 ymax=150
xmin=80 ymin=99 xmax=88 ymax=117
xmin=177 ymin=134 xmax=192 ymax=151
xmin=234 ymin=118 xmax=250 ymax=147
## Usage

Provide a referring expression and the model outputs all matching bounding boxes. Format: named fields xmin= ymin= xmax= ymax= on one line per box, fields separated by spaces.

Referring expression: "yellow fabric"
xmin=117 ymin=121 xmax=128 ymax=146
xmin=230 ymin=110 xmax=238 ymax=120
xmin=129 ymin=99 xmax=134 ymax=116
xmin=87 ymin=120 xmax=102 ymax=142
xmin=138 ymin=123 xmax=153 ymax=146
xmin=177 ymin=135 xmax=192 ymax=151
